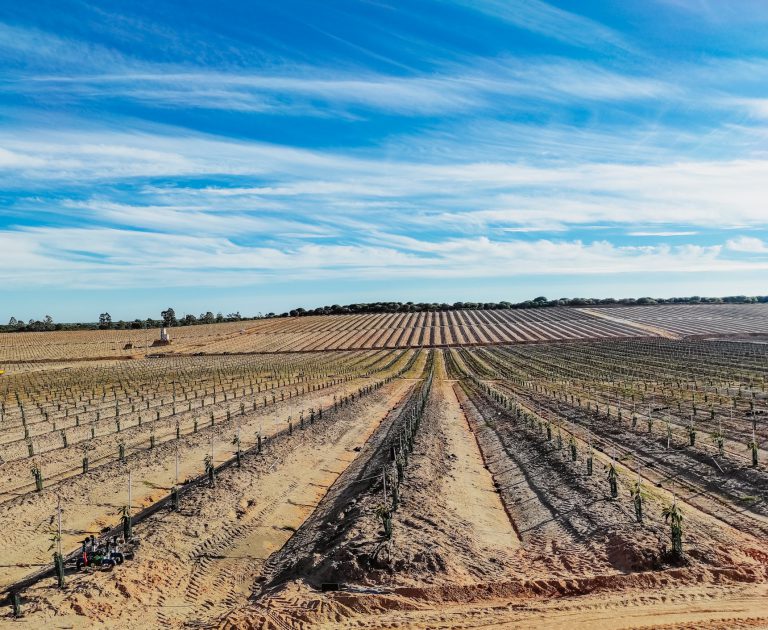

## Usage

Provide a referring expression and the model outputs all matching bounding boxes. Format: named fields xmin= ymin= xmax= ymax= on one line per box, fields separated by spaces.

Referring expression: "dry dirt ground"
xmin=219 ymin=352 xmax=768 ymax=630
xmin=2 ymin=350 xmax=767 ymax=629
xmin=3 ymin=377 xmax=416 ymax=628
xmin=0 ymin=372 xmax=385 ymax=590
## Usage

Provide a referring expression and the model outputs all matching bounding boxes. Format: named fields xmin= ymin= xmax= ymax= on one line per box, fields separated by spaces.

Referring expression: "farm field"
xmin=589 ymin=303 xmax=768 ymax=338
xmin=0 ymin=314 xmax=766 ymax=628
xmin=4 ymin=305 xmax=768 ymax=364
xmin=0 ymin=321 xmax=261 ymax=365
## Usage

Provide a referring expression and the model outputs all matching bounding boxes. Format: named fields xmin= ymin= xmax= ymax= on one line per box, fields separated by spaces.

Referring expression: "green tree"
xmin=98 ymin=312 xmax=112 ymax=329
xmin=161 ymin=307 xmax=178 ymax=327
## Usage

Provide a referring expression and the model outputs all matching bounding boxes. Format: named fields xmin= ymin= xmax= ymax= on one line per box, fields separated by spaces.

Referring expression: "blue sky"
xmin=1 ymin=0 xmax=768 ymax=321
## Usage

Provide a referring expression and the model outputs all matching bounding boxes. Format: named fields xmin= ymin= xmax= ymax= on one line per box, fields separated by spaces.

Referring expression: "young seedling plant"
xmin=81 ymin=441 xmax=94 ymax=474
xmin=606 ymin=456 xmax=619 ymax=499
xmin=204 ymin=454 xmax=215 ymax=486
xmin=711 ymin=416 xmax=725 ymax=457
xmin=748 ymin=427 xmax=759 ymax=468
xmin=118 ymin=504 xmax=132 ymax=541
xmin=662 ymin=498 xmax=684 ymax=558
xmin=31 ymin=464 xmax=43 ymax=492
xmin=376 ymin=504 xmax=393 ymax=540
xmin=232 ymin=433 xmax=242 ymax=467
xmin=46 ymin=496 xmax=65 ymax=587
xmin=630 ymin=474 xmax=646 ymax=524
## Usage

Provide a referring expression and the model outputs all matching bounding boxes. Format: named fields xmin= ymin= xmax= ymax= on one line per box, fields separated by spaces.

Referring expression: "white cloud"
xmin=730 ymin=98 xmax=768 ymax=119
xmin=628 ymin=231 xmax=699 ymax=236
xmin=0 ymin=147 xmax=46 ymax=168
xmin=61 ymin=200 xmax=335 ymax=237
xmin=0 ymin=226 xmax=764 ymax=290
xmin=451 ymin=0 xmax=633 ymax=53
xmin=725 ymin=236 xmax=768 ymax=253
xmin=7 ymin=58 xmax=672 ymax=118
xmin=4 ymin=126 xmax=768 ymax=234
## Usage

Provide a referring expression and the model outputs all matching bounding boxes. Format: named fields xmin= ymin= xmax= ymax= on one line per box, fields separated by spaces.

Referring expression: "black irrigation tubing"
xmin=0 ymin=351 xmax=389 ymax=423
xmin=495 ymin=378 xmax=763 ymax=469
xmin=3 ymin=354 xmax=410 ymax=462
xmin=480 ymin=376 xmax=689 ymax=472
xmin=0 ymin=379 xmax=361 ymax=503
xmin=0 ymin=368 xmax=410 ymax=606
xmin=459 ymin=347 xmax=766 ymax=465
xmin=15 ymin=371 xmax=351 ymax=443
xmin=482 ymin=340 xmax=768 ymax=388
xmin=375 ymin=352 xmax=435 ymax=524
xmin=1 ymin=357 xmax=381 ymax=432
xmin=471 ymin=378 xmax=768 ymax=527
xmin=327 ymin=353 xmax=433 ymax=500
xmin=470 ymin=375 xmax=671 ymax=478
xmin=3 ymin=351 xmax=415 ymax=474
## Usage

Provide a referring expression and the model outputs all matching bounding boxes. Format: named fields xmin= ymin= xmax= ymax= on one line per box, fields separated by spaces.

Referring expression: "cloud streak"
xmin=450 ymin=0 xmax=633 ymax=53
xmin=1 ymin=226 xmax=763 ymax=290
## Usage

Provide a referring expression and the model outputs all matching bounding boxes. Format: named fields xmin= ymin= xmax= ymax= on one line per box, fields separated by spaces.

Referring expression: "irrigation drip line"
xmin=2 ymin=373 xmax=349 ymax=447
xmin=0 ymin=352 xmax=420 ymax=603
xmin=471 ymin=378 xmax=768 ymax=530
xmin=0 ymin=378 xmax=374 ymax=503
xmin=0 ymin=368 xmax=407 ymax=605
xmin=494 ymin=378 xmax=762 ymax=468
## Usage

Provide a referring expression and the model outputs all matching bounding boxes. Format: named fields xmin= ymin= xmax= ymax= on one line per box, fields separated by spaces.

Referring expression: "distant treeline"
xmin=2 ymin=295 xmax=766 ymax=333
xmin=0 ymin=308 xmax=257 ymax=334
xmin=283 ymin=295 xmax=768 ymax=317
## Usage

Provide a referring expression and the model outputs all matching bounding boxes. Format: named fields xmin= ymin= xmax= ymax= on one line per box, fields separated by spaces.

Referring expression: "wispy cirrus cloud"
xmin=3 ymin=126 xmax=768 ymax=231
xmin=60 ymin=199 xmax=336 ymax=237
xmin=450 ymin=0 xmax=634 ymax=53
xmin=6 ymin=59 xmax=672 ymax=117
xmin=628 ymin=231 xmax=699 ymax=237
xmin=1 ymin=225 xmax=762 ymax=290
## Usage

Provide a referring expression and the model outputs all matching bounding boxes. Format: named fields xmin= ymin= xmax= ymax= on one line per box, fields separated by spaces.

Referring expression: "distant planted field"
xmin=600 ymin=303 xmax=768 ymax=337
xmin=2 ymin=305 xmax=768 ymax=366
xmin=0 ymin=321 xmax=254 ymax=364
xmin=199 ymin=307 xmax=651 ymax=353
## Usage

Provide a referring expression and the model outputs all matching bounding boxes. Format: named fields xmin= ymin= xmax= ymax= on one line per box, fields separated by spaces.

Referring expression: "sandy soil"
xmin=4 ymin=377 xmax=416 ymax=628
xmin=237 ymin=579 xmax=768 ymax=629
xmin=0 ymin=373 xmax=386 ymax=590
xmin=219 ymin=351 xmax=768 ymax=630
xmin=2 ymin=347 xmax=767 ymax=629
xmin=578 ymin=308 xmax=681 ymax=340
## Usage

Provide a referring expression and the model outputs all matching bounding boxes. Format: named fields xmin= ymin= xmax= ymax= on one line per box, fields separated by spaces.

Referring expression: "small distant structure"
xmin=151 ymin=327 xmax=172 ymax=347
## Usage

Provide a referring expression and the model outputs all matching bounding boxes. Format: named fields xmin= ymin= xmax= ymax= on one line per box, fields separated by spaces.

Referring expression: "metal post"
xmin=57 ymin=495 xmax=62 ymax=559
